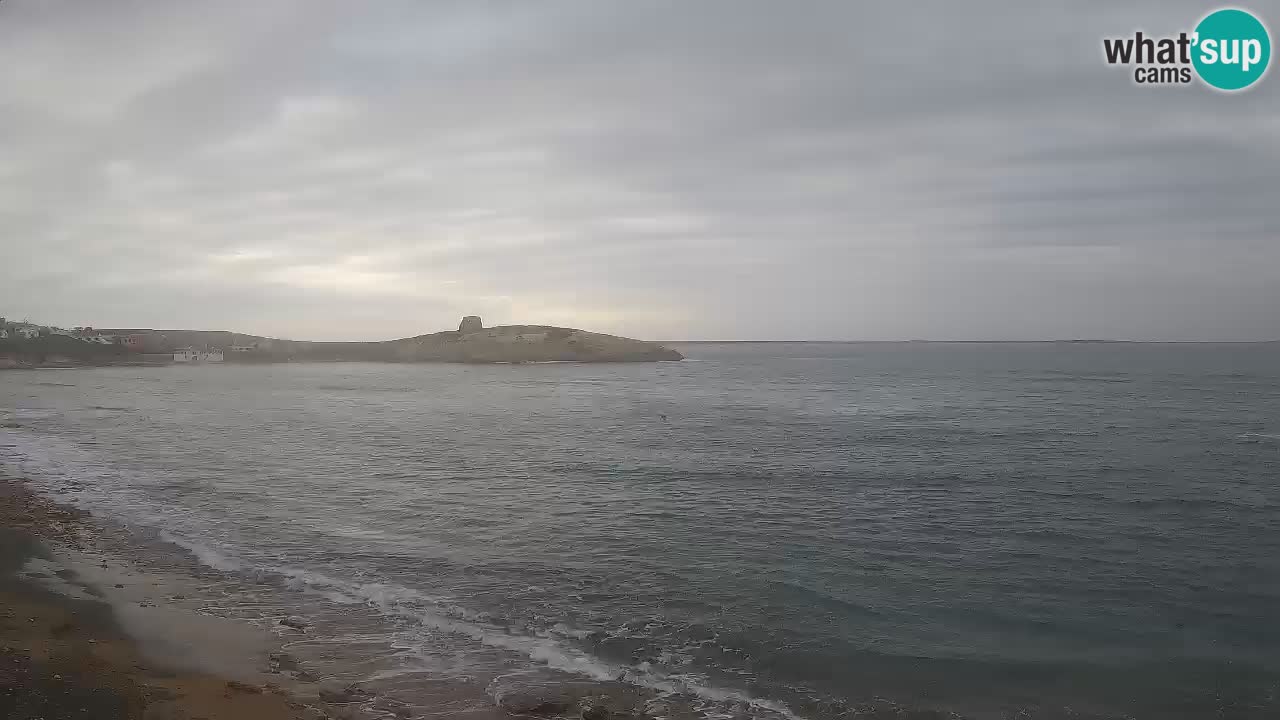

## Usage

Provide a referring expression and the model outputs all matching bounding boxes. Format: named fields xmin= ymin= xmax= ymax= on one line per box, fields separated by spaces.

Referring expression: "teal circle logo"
xmin=1192 ymin=8 xmax=1271 ymax=90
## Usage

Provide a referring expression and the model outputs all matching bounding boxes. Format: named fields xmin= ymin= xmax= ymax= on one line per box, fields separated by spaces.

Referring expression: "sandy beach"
xmin=0 ymin=473 xmax=379 ymax=720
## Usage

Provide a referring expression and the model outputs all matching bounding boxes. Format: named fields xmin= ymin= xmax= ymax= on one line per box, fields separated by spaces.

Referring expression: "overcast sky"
xmin=2 ymin=1 xmax=1278 ymax=341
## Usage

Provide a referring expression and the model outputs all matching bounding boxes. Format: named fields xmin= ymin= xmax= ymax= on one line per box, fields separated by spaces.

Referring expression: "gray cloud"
xmin=2 ymin=0 xmax=1278 ymax=340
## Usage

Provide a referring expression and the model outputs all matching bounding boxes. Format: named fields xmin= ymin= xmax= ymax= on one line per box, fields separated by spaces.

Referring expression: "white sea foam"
xmin=1237 ymin=432 xmax=1280 ymax=442
xmin=1 ymin=427 xmax=804 ymax=720
xmin=250 ymin=565 xmax=804 ymax=720
xmin=157 ymin=530 xmax=245 ymax=572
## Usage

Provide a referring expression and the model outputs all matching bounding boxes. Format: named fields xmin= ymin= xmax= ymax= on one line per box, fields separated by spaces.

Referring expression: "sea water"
xmin=2 ymin=342 xmax=1279 ymax=719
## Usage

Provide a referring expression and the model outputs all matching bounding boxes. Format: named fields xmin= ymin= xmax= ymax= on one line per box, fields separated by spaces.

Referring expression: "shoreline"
xmin=0 ymin=473 xmax=389 ymax=720
xmin=0 ymin=470 xmax=661 ymax=720
xmin=0 ymin=356 xmax=680 ymax=370
xmin=0 ymin=463 xmax=952 ymax=720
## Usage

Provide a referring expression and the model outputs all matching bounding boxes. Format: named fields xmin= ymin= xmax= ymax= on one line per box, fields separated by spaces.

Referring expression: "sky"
xmin=1 ymin=1 xmax=1278 ymax=342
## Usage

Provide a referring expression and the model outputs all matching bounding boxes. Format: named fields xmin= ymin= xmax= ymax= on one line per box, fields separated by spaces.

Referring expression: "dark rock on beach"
xmin=491 ymin=680 xmax=653 ymax=718
xmin=269 ymin=650 xmax=301 ymax=671
xmin=318 ymin=681 xmax=372 ymax=704
xmin=279 ymin=615 xmax=309 ymax=630
xmin=372 ymin=695 xmax=415 ymax=717
xmin=580 ymin=696 xmax=612 ymax=720
xmin=489 ymin=678 xmax=669 ymax=720
xmin=494 ymin=684 xmax=579 ymax=715
xmin=225 ymin=679 xmax=264 ymax=694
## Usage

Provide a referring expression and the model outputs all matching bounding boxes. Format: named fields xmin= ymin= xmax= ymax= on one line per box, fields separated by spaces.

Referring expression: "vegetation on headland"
xmin=0 ymin=334 xmax=131 ymax=368
xmin=0 ymin=316 xmax=682 ymax=367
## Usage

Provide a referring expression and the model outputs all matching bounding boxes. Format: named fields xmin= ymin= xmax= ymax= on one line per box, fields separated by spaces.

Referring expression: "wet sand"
xmin=0 ymin=474 xmax=358 ymax=720
xmin=0 ymin=470 xmax=654 ymax=720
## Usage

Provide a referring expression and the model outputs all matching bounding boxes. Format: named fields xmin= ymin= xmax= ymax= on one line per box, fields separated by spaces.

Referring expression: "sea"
xmin=2 ymin=342 xmax=1279 ymax=720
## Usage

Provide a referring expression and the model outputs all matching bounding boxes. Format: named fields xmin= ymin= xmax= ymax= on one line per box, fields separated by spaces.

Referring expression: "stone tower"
xmin=459 ymin=315 xmax=483 ymax=333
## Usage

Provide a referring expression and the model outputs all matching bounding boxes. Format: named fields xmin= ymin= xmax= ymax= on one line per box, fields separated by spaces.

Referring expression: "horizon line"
xmin=661 ymin=339 xmax=1280 ymax=345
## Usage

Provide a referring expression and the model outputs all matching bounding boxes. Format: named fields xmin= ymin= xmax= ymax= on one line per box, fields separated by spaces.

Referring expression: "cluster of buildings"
xmin=172 ymin=347 xmax=225 ymax=363
xmin=0 ymin=318 xmax=44 ymax=340
xmin=1 ymin=317 xmax=230 ymax=364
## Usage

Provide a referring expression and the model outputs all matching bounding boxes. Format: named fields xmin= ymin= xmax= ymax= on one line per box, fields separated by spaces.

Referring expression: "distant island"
xmin=0 ymin=316 xmax=683 ymax=368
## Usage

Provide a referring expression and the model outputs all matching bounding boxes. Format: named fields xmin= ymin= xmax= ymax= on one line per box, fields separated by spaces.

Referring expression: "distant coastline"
xmin=0 ymin=315 xmax=682 ymax=368
xmin=667 ymin=339 xmax=1280 ymax=344
xmin=5 ymin=312 xmax=1273 ymax=371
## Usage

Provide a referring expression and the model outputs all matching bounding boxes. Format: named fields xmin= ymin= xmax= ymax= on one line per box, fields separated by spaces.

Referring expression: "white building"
xmin=69 ymin=328 xmax=118 ymax=344
xmin=173 ymin=348 xmax=225 ymax=363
